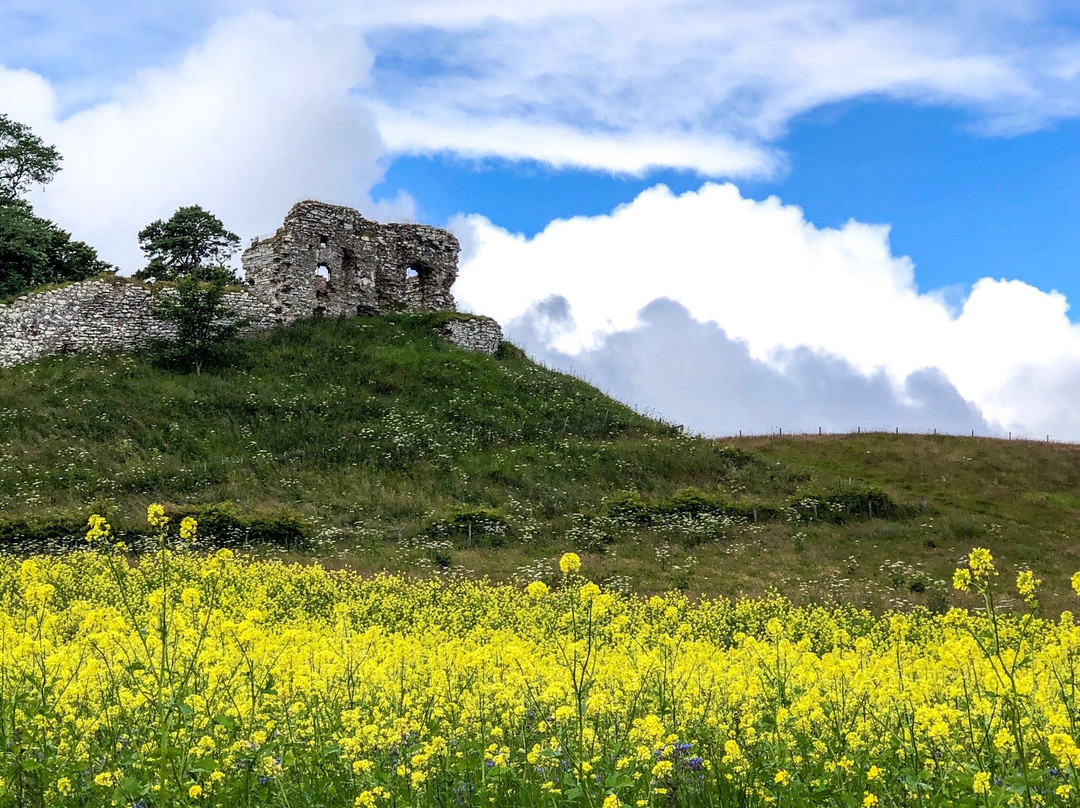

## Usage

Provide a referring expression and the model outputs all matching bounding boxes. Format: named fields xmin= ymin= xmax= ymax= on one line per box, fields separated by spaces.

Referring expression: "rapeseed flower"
xmin=85 ymin=514 xmax=111 ymax=543
xmin=0 ymin=542 xmax=1076 ymax=808
xmin=526 ymin=581 xmax=549 ymax=597
xmin=559 ymin=552 xmax=581 ymax=574
xmin=147 ymin=503 xmax=168 ymax=528
xmin=180 ymin=516 xmax=198 ymax=541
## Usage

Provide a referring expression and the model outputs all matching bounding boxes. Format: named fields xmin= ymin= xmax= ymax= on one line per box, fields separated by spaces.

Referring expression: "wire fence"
xmin=529 ymin=358 xmax=1076 ymax=447
xmin=712 ymin=426 xmax=1074 ymax=446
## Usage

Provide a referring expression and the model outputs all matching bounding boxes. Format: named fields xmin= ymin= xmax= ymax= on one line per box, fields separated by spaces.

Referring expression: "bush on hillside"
xmin=425 ymin=506 xmax=512 ymax=547
xmin=0 ymin=505 xmax=310 ymax=553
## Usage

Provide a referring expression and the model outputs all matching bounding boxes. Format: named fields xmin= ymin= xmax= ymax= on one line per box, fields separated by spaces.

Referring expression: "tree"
xmin=0 ymin=114 xmax=62 ymax=201
xmin=151 ymin=275 xmax=246 ymax=374
xmin=0 ymin=116 xmax=109 ymax=297
xmin=136 ymin=205 xmax=240 ymax=282
xmin=0 ymin=200 xmax=111 ymax=298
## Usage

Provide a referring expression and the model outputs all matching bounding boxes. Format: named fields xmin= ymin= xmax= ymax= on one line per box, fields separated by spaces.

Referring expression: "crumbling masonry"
xmin=0 ymin=201 xmax=504 ymax=367
xmin=242 ymin=201 xmax=460 ymax=322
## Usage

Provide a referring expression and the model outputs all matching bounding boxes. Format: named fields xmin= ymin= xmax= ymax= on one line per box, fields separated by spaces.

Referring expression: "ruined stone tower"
xmin=242 ymin=201 xmax=459 ymax=323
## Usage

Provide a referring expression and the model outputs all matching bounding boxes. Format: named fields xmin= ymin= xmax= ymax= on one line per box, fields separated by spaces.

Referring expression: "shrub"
xmin=0 ymin=506 xmax=310 ymax=553
xmin=425 ymin=506 xmax=512 ymax=547
xmin=163 ymin=503 xmax=310 ymax=549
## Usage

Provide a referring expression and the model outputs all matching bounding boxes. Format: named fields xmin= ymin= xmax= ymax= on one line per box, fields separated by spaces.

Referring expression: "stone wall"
xmin=0 ymin=278 xmax=503 ymax=368
xmin=0 ymin=277 xmax=277 ymax=368
xmin=436 ymin=316 xmax=504 ymax=355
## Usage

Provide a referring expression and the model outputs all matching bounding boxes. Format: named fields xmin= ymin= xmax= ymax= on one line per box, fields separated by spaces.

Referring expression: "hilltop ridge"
xmin=2 ymin=312 xmax=1079 ymax=610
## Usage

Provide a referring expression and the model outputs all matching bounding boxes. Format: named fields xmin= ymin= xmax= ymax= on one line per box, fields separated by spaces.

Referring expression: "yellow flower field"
xmin=1 ymin=510 xmax=1078 ymax=807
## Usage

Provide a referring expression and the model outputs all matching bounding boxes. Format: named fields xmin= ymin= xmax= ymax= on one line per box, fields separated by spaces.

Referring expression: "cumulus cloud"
xmin=453 ymin=183 xmax=1080 ymax=440
xmin=511 ymin=296 xmax=991 ymax=437
xmin=2 ymin=13 xmax=393 ymax=272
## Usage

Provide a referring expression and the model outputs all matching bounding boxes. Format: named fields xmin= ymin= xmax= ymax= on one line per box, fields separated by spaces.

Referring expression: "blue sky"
xmin=6 ymin=0 xmax=1080 ymax=438
xmin=376 ymin=101 xmax=1080 ymax=311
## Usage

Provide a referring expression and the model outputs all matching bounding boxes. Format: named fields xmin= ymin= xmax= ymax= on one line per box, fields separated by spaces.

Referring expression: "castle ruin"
xmin=0 ymin=201 xmax=504 ymax=367
xmin=242 ymin=200 xmax=459 ymax=322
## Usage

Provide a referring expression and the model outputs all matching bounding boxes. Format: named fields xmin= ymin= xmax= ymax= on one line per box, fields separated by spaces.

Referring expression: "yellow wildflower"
xmin=147 ymin=503 xmax=168 ymax=528
xmin=953 ymin=568 xmax=972 ymax=592
xmin=580 ymin=582 xmax=601 ymax=602
xmin=559 ymin=552 xmax=581 ymax=574
xmin=968 ymin=547 xmax=996 ymax=580
xmin=85 ymin=514 xmax=111 ymax=543
xmin=180 ymin=516 xmax=198 ymax=541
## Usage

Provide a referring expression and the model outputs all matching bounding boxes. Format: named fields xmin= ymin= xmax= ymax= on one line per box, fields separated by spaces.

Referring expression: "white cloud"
xmin=2 ymin=12 xmax=389 ymax=272
xmin=511 ymin=296 xmax=991 ymax=437
xmin=370 ymin=106 xmax=779 ymax=178
xmin=342 ymin=0 xmax=1073 ymax=175
xmin=11 ymin=1 xmax=1080 ymax=179
xmin=453 ymin=182 xmax=1080 ymax=439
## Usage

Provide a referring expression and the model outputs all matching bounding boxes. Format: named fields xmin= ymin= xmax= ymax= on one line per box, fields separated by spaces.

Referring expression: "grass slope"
xmin=1 ymin=313 xmax=1079 ymax=611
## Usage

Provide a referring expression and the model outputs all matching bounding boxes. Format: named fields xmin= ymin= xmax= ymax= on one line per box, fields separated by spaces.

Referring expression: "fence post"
xmin=819 ymin=426 xmax=822 ymax=435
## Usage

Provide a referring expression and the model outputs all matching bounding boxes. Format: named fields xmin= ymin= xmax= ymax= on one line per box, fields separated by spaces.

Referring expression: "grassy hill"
xmin=2 ymin=312 xmax=1079 ymax=612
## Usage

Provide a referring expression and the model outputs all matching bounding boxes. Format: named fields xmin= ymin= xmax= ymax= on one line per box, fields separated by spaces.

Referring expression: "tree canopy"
xmin=136 ymin=205 xmax=240 ymax=282
xmin=0 ymin=200 xmax=111 ymax=299
xmin=0 ymin=113 xmax=62 ymax=201
xmin=0 ymin=114 xmax=109 ymax=298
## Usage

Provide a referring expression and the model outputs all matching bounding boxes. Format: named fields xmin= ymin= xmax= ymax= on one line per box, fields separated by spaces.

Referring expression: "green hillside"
xmin=2 ymin=312 xmax=1079 ymax=611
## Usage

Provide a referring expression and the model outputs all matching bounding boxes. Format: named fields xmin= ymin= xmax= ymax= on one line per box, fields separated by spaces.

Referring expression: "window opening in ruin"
xmin=315 ymin=264 xmax=330 ymax=281
xmin=319 ymin=235 xmax=329 ymax=247
xmin=404 ymin=262 xmax=436 ymax=309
